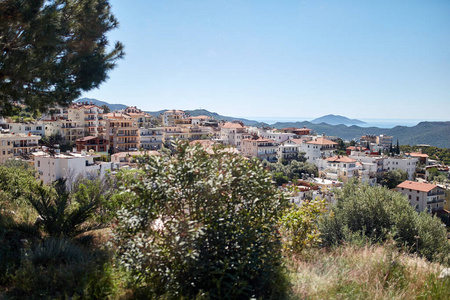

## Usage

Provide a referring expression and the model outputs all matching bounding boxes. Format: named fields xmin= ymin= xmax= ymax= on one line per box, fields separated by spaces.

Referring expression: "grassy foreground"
xmin=287 ymin=243 xmax=450 ymax=300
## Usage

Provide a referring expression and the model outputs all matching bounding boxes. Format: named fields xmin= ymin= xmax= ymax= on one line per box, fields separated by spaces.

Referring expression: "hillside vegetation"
xmin=2 ymin=143 xmax=448 ymax=299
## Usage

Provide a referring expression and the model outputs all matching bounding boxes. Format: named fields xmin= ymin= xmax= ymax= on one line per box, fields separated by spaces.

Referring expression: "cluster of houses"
xmin=0 ymin=104 xmax=449 ymax=215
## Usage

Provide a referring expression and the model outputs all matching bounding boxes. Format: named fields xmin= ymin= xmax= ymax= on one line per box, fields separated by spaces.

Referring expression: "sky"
xmin=81 ymin=0 xmax=450 ymax=120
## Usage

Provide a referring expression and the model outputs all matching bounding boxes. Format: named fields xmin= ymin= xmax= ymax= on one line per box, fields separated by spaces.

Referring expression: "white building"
xmin=34 ymin=151 xmax=111 ymax=187
xmin=383 ymin=156 xmax=418 ymax=180
xmin=297 ymin=137 xmax=337 ymax=164
xmin=277 ymin=138 xmax=306 ymax=161
xmin=7 ymin=122 xmax=45 ymax=136
xmin=316 ymin=156 xmax=360 ymax=183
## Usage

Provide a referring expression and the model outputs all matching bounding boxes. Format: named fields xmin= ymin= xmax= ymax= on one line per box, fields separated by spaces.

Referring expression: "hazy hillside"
xmin=311 ymin=114 xmax=366 ymax=125
xmin=271 ymin=121 xmax=450 ymax=148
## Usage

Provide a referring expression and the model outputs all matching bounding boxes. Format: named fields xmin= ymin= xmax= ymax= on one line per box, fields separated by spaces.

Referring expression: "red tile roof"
xmin=396 ymin=180 xmax=437 ymax=192
xmin=326 ymin=156 xmax=356 ymax=163
xmin=406 ymin=152 xmax=429 ymax=158
xmin=222 ymin=122 xmax=244 ymax=129
xmin=288 ymin=138 xmax=305 ymax=145
xmin=307 ymin=137 xmax=337 ymax=145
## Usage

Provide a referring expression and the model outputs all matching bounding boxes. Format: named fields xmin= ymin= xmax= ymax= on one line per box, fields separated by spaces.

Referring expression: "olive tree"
xmin=112 ymin=141 xmax=289 ymax=299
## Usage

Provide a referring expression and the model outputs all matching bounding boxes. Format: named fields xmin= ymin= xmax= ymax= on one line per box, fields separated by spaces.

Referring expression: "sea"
xmin=243 ymin=117 xmax=445 ymax=129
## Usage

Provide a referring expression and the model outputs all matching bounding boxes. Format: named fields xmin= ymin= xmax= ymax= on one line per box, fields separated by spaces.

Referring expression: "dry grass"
xmin=287 ymin=243 xmax=450 ymax=300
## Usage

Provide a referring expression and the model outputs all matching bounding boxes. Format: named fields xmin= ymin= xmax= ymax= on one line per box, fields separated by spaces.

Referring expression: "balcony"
xmin=427 ymin=191 xmax=445 ymax=196
xmin=13 ymin=143 xmax=39 ymax=147
xmin=427 ymin=198 xmax=444 ymax=204
xmin=116 ymin=133 xmax=138 ymax=137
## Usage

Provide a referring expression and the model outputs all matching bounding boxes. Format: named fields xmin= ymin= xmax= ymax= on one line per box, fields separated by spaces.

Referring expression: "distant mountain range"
xmin=75 ymin=98 xmax=450 ymax=148
xmin=310 ymin=114 xmax=366 ymax=125
xmin=270 ymin=121 xmax=450 ymax=148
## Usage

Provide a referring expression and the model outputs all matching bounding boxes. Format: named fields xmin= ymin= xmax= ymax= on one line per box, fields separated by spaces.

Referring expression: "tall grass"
xmin=287 ymin=243 xmax=450 ymax=299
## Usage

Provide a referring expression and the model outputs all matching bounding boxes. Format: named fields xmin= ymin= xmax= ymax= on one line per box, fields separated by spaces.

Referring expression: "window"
xmin=416 ymin=196 xmax=419 ymax=201
xmin=38 ymin=161 xmax=40 ymax=167
xmin=408 ymin=195 xmax=411 ymax=199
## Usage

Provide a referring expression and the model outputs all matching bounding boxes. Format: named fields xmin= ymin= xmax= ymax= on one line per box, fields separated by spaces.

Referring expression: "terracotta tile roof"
xmin=222 ymin=122 xmax=244 ymax=129
xmin=396 ymin=180 xmax=436 ymax=192
xmin=191 ymin=115 xmax=212 ymax=119
xmin=406 ymin=152 xmax=429 ymax=158
xmin=288 ymin=138 xmax=305 ymax=145
xmin=306 ymin=137 xmax=338 ymax=145
xmin=326 ymin=156 xmax=356 ymax=163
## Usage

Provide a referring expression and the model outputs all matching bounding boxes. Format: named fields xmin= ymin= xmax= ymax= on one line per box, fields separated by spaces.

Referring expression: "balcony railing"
xmin=116 ymin=133 xmax=138 ymax=136
xmin=427 ymin=198 xmax=444 ymax=204
xmin=13 ymin=143 xmax=39 ymax=147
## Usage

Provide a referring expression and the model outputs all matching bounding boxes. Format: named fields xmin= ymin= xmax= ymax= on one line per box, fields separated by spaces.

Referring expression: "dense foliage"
xmin=377 ymin=169 xmax=408 ymax=189
xmin=0 ymin=0 xmax=124 ymax=115
xmin=0 ymin=163 xmax=119 ymax=298
xmin=112 ymin=141 xmax=289 ymax=299
xmin=400 ymin=145 xmax=450 ymax=165
xmin=263 ymin=160 xmax=318 ymax=186
xmin=320 ymin=181 xmax=450 ymax=263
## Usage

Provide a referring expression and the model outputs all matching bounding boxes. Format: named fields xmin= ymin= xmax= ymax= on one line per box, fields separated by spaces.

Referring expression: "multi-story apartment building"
xmin=123 ymin=106 xmax=151 ymax=128
xmin=316 ymin=156 xmax=359 ymax=183
xmin=241 ymin=137 xmax=279 ymax=162
xmin=277 ymin=139 xmax=305 ymax=161
xmin=105 ymin=113 xmax=140 ymax=152
xmin=377 ymin=135 xmax=393 ymax=151
xmin=396 ymin=180 xmax=446 ymax=212
xmin=383 ymin=156 xmax=418 ymax=180
xmin=80 ymin=104 xmax=106 ymax=136
xmin=360 ymin=135 xmax=377 ymax=148
xmin=162 ymin=110 xmax=189 ymax=126
xmin=7 ymin=122 xmax=45 ymax=136
xmin=75 ymin=136 xmax=110 ymax=153
xmin=279 ymin=127 xmax=312 ymax=136
xmin=220 ymin=122 xmax=251 ymax=150
xmin=256 ymin=129 xmax=295 ymax=143
xmin=41 ymin=102 xmax=105 ymax=142
xmin=139 ymin=127 xmax=164 ymax=149
xmin=299 ymin=137 xmax=337 ymax=164
xmin=190 ymin=115 xmax=213 ymax=126
xmin=0 ymin=133 xmax=41 ymax=163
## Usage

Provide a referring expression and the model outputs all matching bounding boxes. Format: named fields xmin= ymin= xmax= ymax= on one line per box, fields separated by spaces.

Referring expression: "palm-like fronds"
xmin=28 ymin=180 xmax=99 ymax=238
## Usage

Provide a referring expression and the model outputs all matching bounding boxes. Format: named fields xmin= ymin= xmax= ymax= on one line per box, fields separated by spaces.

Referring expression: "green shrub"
xmin=279 ymin=198 xmax=327 ymax=254
xmin=112 ymin=141 xmax=289 ymax=299
xmin=320 ymin=181 xmax=449 ymax=263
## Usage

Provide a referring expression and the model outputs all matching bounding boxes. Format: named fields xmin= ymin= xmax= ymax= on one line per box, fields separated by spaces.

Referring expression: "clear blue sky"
xmin=81 ymin=0 xmax=450 ymax=120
